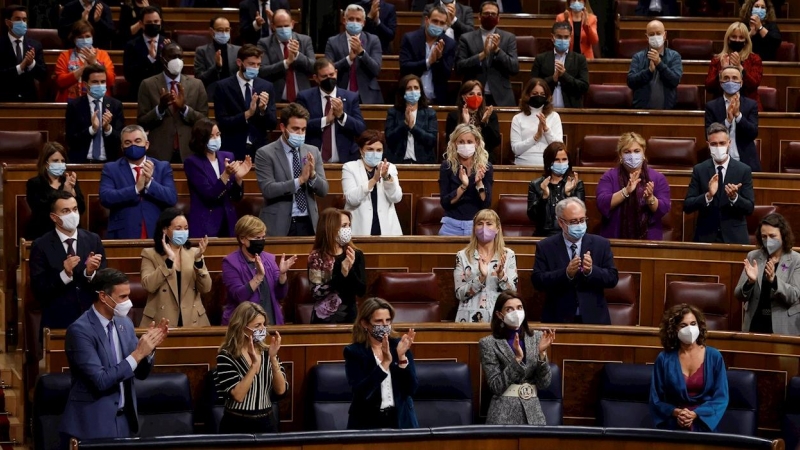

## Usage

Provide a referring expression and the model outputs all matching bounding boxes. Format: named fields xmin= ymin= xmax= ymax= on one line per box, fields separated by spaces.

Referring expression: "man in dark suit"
xmin=122 ymin=6 xmax=168 ymax=102
xmin=99 ymin=125 xmax=177 ymax=239
xmin=532 ymin=197 xmax=619 ymax=325
xmin=530 ymin=21 xmax=590 ymax=108
xmin=325 ymin=4 xmax=384 ymax=104
xmin=361 ymin=0 xmax=397 ymax=55
xmin=455 ymin=1 xmax=519 ymax=106
xmin=238 ymin=0 xmax=290 ymax=45
xmin=704 ymin=66 xmax=760 ymax=172
xmin=422 ymin=0 xmax=474 ymax=42
xmin=58 ymin=0 xmax=114 ymax=49
xmin=399 ymin=5 xmax=456 ymax=105
xmin=194 ymin=16 xmax=240 ymax=96
xmin=684 ymin=122 xmax=755 ymax=244
xmin=636 ymin=0 xmax=678 ymax=15
xmin=296 ymin=58 xmax=367 ymax=163
xmin=59 ymin=268 xmax=166 ymax=445
xmin=66 ymin=64 xmax=124 ymax=163
xmin=214 ymin=44 xmax=277 ymax=160
xmin=256 ymin=8 xmax=315 ymax=103
xmin=0 ymin=5 xmax=47 ymax=102
xmin=30 ymin=191 xmax=106 ymax=337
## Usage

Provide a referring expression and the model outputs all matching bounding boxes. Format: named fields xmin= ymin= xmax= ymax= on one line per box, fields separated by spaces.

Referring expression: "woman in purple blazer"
xmin=596 ymin=132 xmax=671 ymax=240
xmin=221 ymin=215 xmax=297 ymax=325
xmin=184 ymin=118 xmax=252 ymax=238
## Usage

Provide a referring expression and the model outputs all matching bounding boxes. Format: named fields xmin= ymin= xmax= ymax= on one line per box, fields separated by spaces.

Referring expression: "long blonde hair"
xmin=219 ymin=302 xmax=268 ymax=358
xmin=351 ymin=297 xmax=396 ymax=345
xmin=719 ymin=22 xmax=752 ymax=60
xmin=445 ymin=123 xmax=490 ymax=175
xmin=463 ymin=209 xmax=506 ymax=263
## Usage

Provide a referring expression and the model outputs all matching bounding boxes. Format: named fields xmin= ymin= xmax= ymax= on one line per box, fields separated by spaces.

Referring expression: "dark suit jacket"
xmin=704 ymin=95 xmax=760 ymax=172
xmin=29 ymin=229 xmax=106 ymax=332
xmin=58 ymin=0 xmax=115 ymax=49
xmin=363 ymin=0 xmax=397 ymax=55
xmin=296 ymin=87 xmax=367 ymax=163
xmin=683 ymin=158 xmax=755 ymax=244
xmin=256 ymin=32 xmax=315 ymax=101
xmin=59 ymin=309 xmax=153 ymax=440
xmin=194 ymin=42 xmax=240 ymax=89
xmin=213 ymin=74 xmax=278 ymax=160
xmin=25 ymin=176 xmax=87 ymax=241
xmin=344 ymin=339 xmax=419 ymax=430
xmin=325 ymin=31 xmax=384 ymax=104
xmin=66 ymin=95 xmax=124 ymax=163
xmin=123 ymin=34 xmax=167 ymax=101
xmin=456 ymin=28 xmax=519 ymax=106
xmin=98 ymin=156 xmax=177 ymax=239
xmin=531 ymin=233 xmax=619 ymax=324
xmin=422 ymin=2 xmax=474 ymax=41
xmin=384 ymin=106 xmax=438 ymax=164
xmin=636 ymin=0 xmax=678 ymax=15
xmin=238 ymin=0 xmax=291 ymax=45
xmin=0 ymin=34 xmax=46 ymax=102
xmin=399 ymin=28 xmax=456 ymax=105
xmin=184 ymin=151 xmax=243 ymax=238
xmin=530 ymin=50 xmax=590 ymax=108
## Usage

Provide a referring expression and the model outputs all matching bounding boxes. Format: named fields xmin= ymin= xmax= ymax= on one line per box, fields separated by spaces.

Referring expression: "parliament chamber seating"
xmin=759 ymin=86 xmax=779 ymax=113
xmin=539 ymin=363 xmax=564 ymax=426
xmin=746 ymin=205 xmax=778 ymax=245
xmin=585 ymin=85 xmax=633 ymax=109
xmin=605 ymin=273 xmax=639 ymax=326
xmin=0 ymin=131 xmax=47 ymax=164
xmin=515 ymin=36 xmax=538 ymax=58
xmin=675 ymin=84 xmax=702 ymax=110
xmin=173 ymin=30 xmax=212 ymax=52
xmin=203 ymin=369 xmax=225 ymax=434
xmin=33 ymin=373 xmax=71 ymax=450
xmin=645 ymin=137 xmax=697 ymax=170
xmin=415 ymin=197 xmax=444 ymax=236
xmin=27 ymin=29 xmax=63 ymax=50
xmin=670 ymin=38 xmax=714 ymax=60
xmin=598 ymin=363 xmax=654 ymax=428
xmin=782 ymin=377 xmax=800 ymax=450
xmin=307 ymin=363 xmax=351 ymax=431
xmin=576 ymin=135 xmax=620 ymax=166
xmin=136 ymin=373 xmax=195 ymax=437
xmin=289 ymin=273 xmax=314 ymax=324
xmin=126 ymin=274 xmax=151 ymax=328
xmin=496 ymin=195 xmax=534 ymax=237
xmin=780 ymin=141 xmax=800 ymax=173
xmin=372 ymin=272 xmax=441 ymax=323
xmin=778 ymin=41 xmax=798 ymax=62
xmin=614 ymin=0 xmax=639 ymax=16
xmin=665 ymin=281 xmax=729 ymax=330
xmin=616 ymin=39 xmax=648 ymax=58
xmin=111 ymin=74 xmax=130 ymax=101
xmin=718 ymin=369 xmax=759 ymax=437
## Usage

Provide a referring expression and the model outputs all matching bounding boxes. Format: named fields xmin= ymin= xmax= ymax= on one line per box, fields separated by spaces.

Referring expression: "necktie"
xmin=292 ymin=148 xmax=308 ymax=212
xmin=321 ymin=95 xmax=333 ymax=162
xmin=570 ymin=243 xmax=577 ymax=260
xmin=244 ymin=82 xmax=252 ymax=107
xmin=283 ymin=43 xmax=296 ymax=102
xmin=65 ymin=238 xmax=76 ymax=257
xmin=92 ymin=100 xmax=102 ymax=161
xmin=106 ymin=320 xmax=125 ymax=408
xmin=134 ymin=166 xmax=148 ymax=238
xmin=14 ymin=39 xmax=22 ymax=64
xmin=349 ymin=39 xmax=360 ymax=93
xmin=717 ymin=165 xmax=725 ymax=203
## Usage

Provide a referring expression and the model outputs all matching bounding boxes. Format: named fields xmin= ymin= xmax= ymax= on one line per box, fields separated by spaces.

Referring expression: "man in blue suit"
xmin=59 ymin=268 xmax=168 ymax=446
xmin=532 ymin=198 xmax=619 ymax=324
xmin=98 ymin=124 xmax=177 ymax=239
xmin=296 ymin=58 xmax=366 ymax=163
xmin=704 ymin=66 xmax=760 ymax=172
xmin=361 ymin=0 xmax=397 ymax=55
xmin=65 ymin=64 xmax=124 ymax=163
xmin=214 ymin=44 xmax=277 ymax=160
xmin=399 ymin=5 xmax=456 ymax=105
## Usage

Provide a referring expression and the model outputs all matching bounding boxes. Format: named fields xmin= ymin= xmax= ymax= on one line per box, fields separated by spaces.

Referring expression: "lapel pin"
xmin=781 ymin=263 xmax=788 ymax=272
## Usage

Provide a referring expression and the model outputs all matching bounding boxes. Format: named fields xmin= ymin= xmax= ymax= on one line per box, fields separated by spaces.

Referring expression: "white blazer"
xmin=342 ymin=159 xmax=403 ymax=236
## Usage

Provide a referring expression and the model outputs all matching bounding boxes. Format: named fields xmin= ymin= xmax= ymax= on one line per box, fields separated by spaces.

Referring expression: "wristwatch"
xmin=758 ymin=25 xmax=764 ymax=31
xmin=648 ymin=198 xmax=656 ymax=206
xmin=477 ymin=186 xmax=486 ymax=193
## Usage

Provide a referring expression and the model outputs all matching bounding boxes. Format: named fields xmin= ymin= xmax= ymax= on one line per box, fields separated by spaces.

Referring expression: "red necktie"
xmin=283 ymin=43 xmax=296 ymax=102
xmin=134 ymin=166 xmax=147 ymax=239
xmin=170 ymin=81 xmax=180 ymax=151
xmin=349 ymin=45 xmax=359 ymax=93
xmin=321 ymin=95 xmax=332 ymax=162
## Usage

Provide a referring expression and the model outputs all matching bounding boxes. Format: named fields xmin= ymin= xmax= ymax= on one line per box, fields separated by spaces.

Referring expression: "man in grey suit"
xmin=324 ymin=3 xmax=383 ymax=105
xmin=455 ymin=1 xmax=519 ymax=107
xmin=194 ymin=16 xmax=240 ymax=95
xmin=256 ymin=9 xmax=315 ymax=103
xmin=137 ymin=43 xmax=208 ymax=162
xmin=422 ymin=0 xmax=474 ymax=42
xmin=255 ymin=103 xmax=329 ymax=237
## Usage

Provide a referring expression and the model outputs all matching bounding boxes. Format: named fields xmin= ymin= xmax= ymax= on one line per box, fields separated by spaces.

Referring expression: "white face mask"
xmin=337 ymin=227 xmax=352 ymax=246
xmin=58 ymin=211 xmax=80 ymax=232
xmin=648 ymin=34 xmax=664 ymax=49
xmin=166 ymin=58 xmax=184 ymax=76
xmin=457 ymin=143 xmax=476 ymax=158
xmin=709 ymin=145 xmax=728 ymax=163
xmin=103 ymin=294 xmax=133 ymax=318
xmin=677 ymin=324 xmax=700 ymax=345
xmin=502 ymin=309 xmax=526 ymax=328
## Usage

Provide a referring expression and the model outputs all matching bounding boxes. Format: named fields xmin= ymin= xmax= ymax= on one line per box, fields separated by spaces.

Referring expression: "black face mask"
xmin=247 ymin=239 xmax=265 ymax=255
xmin=528 ymin=95 xmax=547 ymax=109
xmin=319 ymin=77 xmax=337 ymax=93
xmin=144 ymin=23 xmax=161 ymax=37
xmin=728 ymin=40 xmax=745 ymax=53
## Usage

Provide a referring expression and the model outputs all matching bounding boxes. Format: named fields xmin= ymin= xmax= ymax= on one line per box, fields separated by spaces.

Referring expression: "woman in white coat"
xmin=342 ymin=130 xmax=403 ymax=236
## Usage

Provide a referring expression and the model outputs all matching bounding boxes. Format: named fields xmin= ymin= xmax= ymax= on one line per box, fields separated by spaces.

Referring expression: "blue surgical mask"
xmin=346 ymin=22 xmax=363 ymax=36
xmin=124 ymin=144 xmax=147 ymax=161
xmin=567 ymin=222 xmax=587 ymax=241
xmin=88 ymin=84 xmax=106 ymax=99
xmin=243 ymin=67 xmax=259 ymax=81
xmin=213 ymin=31 xmax=230 ymax=45
xmin=554 ymin=38 xmax=570 ymax=53
xmin=48 ymin=162 xmax=67 ymax=177
xmin=570 ymin=1 xmax=584 ymax=11
xmin=207 ymin=137 xmax=221 ymax=152
xmin=765 ymin=237 xmax=781 ymax=255
xmin=622 ymin=152 xmax=643 ymax=170
xmin=287 ymin=132 xmax=305 ymax=148
xmin=170 ymin=229 xmax=189 ymax=246
xmin=363 ymin=151 xmax=383 ymax=168
xmin=551 ymin=161 xmax=569 ymax=175
xmin=75 ymin=37 xmax=93 ymax=49
xmin=404 ymin=90 xmax=421 ymax=104
xmin=752 ymin=7 xmax=766 ymax=20
xmin=722 ymin=81 xmax=742 ymax=95
xmin=11 ymin=21 xmax=27 ymax=37
xmin=276 ymin=26 xmax=293 ymax=42
xmin=427 ymin=24 xmax=444 ymax=38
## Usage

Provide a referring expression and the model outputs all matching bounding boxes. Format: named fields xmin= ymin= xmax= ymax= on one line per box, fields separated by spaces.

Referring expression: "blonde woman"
xmin=705 ymin=22 xmax=763 ymax=111
xmin=454 ymin=209 xmax=518 ymax=323
xmin=555 ymin=0 xmax=599 ymax=60
xmin=216 ymin=302 xmax=287 ymax=434
xmin=438 ymin=123 xmax=493 ymax=236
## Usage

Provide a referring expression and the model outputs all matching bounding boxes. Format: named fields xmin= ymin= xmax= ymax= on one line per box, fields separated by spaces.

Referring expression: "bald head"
xmin=273 ymin=8 xmax=291 ymax=22
xmin=645 ymin=20 xmax=666 ymax=49
xmin=646 ymin=20 xmax=665 ymax=34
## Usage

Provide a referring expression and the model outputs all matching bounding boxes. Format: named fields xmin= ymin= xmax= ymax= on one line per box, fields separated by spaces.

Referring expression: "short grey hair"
xmin=555 ymin=197 xmax=586 ymax=219
xmin=706 ymin=122 xmax=729 ymax=139
xmin=718 ymin=65 xmax=742 ymax=78
xmin=426 ymin=5 xmax=448 ymax=18
xmin=344 ymin=4 xmax=366 ymax=16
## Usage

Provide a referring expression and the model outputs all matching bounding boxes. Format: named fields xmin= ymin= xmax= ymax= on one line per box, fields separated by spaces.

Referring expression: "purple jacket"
xmin=596 ymin=166 xmax=671 ymax=240
xmin=221 ymin=249 xmax=288 ymax=325
xmin=184 ymin=151 xmax=243 ymax=238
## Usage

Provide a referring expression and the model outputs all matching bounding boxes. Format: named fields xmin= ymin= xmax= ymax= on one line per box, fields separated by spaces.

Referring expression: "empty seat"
xmin=617 ymin=39 xmax=648 ymax=58
xmin=289 ymin=273 xmax=315 ymax=324
xmin=0 ymin=131 xmax=46 ymax=164
xmin=125 ymin=274 xmax=150 ymax=327
xmin=758 ymin=86 xmax=778 ymax=112
xmin=598 ymin=363 xmax=655 ymax=428
xmin=606 ymin=273 xmax=638 ymax=326
xmin=415 ymin=197 xmax=444 ymax=235
xmin=136 ymin=372 xmax=194 ymax=437
xmin=372 ymin=272 xmax=440 ymax=322
xmin=645 ymin=137 xmax=697 ymax=169
xmin=539 ymin=363 xmax=563 ymax=425
xmin=781 ymin=141 xmax=800 ymax=173
xmin=172 ymin=30 xmax=212 ymax=51
xmin=665 ymin=281 xmax=729 ymax=330
xmin=385 ymin=0 xmax=409 ymax=10
xmin=782 ymin=376 xmax=800 ymax=450
xmin=746 ymin=205 xmax=777 ymax=245
xmin=615 ymin=0 xmax=638 ymax=16
xmin=111 ymin=75 xmax=130 ymax=102
xmin=497 ymin=196 xmax=534 ymax=237
xmin=670 ymin=38 xmax=714 ymax=60
xmin=777 ymin=41 xmax=798 ymax=62
xmin=203 ymin=369 xmax=225 ymax=434
xmin=34 ymin=373 xmax=72 ymax=450
xmin=308 ymin=363 xmax=352 ymax=431
xmin=576 ymin=135 xmax=620 ymax=167
xmin=88 ymin=196 xmax=110 ymax=238
xmin=27 ymin=28 xmax=63 ymax=49
xmin=675 ymin=84 xmax=702 ymax=110
xmin=718 ymin=369 xmax=758 ymax=436
xmin=234 ymin=195 xmax=265 ymax=218
xmin=585 ymin=85 xmax=632 ymax=109
xmin=414 ymin=362 xmax=473 ymax=427
xmin=516 ymin=36 xmax=538 ymax=58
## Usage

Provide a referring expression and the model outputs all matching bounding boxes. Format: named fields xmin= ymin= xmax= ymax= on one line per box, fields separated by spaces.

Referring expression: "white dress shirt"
xmin=87 ymin=97 xmax=112 ymax=161
xmin=421 ymin=40 xmax=436 ymax=100
xmin=723 ymin=95 xmax=742 ymax=161
xmin=404 ymin=109 xmax=418 ymax=161
xmin=319 ymin=87 xmax=348 ymax=163
xmin=552 ymin=50 xmax=567 ymax=108
xmin=8 ymin=32 xmax=36 ymax=75
xmin=374 ymin=354 xmax=396 ymax=409
xmin=92 ymin=305 xmax=140 ymax=409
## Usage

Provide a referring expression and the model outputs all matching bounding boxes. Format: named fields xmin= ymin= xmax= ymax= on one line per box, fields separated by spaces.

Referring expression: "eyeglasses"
xmin=559 ymin=217 xmax=587 ymax=226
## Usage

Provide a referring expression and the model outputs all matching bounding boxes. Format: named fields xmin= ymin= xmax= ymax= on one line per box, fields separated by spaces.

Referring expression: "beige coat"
xmin=140 ymin=247 xmax=212 ymax=327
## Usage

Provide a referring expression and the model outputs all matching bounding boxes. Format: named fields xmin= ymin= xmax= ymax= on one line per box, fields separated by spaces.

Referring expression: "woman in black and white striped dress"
xmin=215 ymin=302 xmax=288 ymax=433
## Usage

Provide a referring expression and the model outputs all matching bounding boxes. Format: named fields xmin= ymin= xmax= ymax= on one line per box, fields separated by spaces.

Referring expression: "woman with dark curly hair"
xmin=650 ymin=303 xmax=729 ymax=432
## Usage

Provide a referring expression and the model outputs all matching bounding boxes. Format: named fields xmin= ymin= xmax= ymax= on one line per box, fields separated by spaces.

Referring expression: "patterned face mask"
xmin=369 ymin=324 xmax=392 ymax=340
